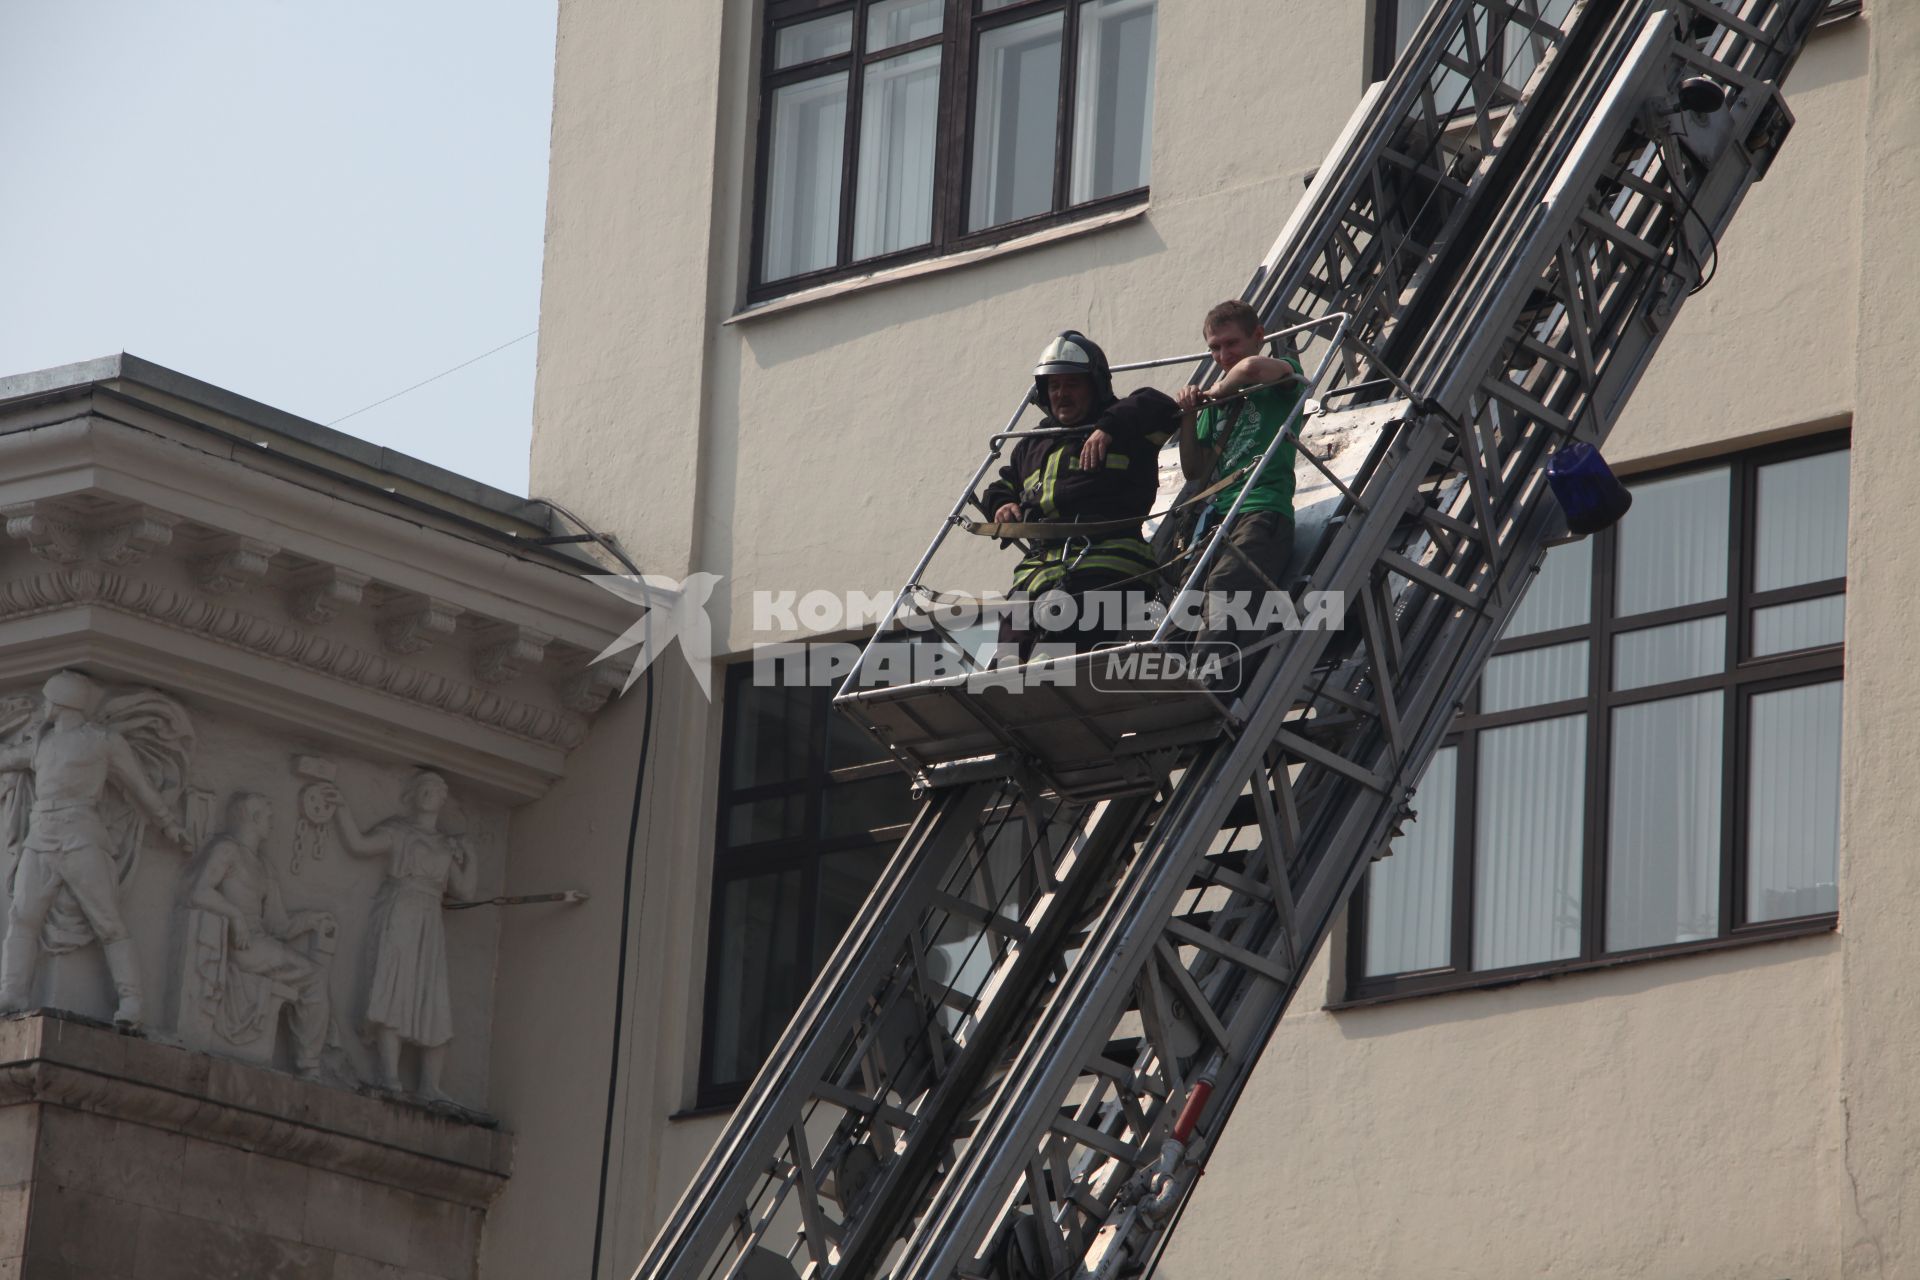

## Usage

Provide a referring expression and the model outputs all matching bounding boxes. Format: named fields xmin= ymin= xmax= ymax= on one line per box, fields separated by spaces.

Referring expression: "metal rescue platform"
xmin=627 ymin=3 xmax=1835 ymax=1280
xmin=838 ymin=390 xmax=1406 ymax=803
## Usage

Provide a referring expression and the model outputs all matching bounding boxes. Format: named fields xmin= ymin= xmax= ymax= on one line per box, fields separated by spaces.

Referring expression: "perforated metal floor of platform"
xmin=836 ymin=643 xmax=1229 ymax=799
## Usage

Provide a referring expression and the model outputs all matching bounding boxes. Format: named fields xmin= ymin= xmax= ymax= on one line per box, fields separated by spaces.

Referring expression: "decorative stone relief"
xmin=184 ymin=785 xmax=219 ymax=850
xmin=0 ymin=416 xmax=626 ymax=1121
xmin=473 ymin=623 xmax=551 ymax=686
xmin=378 ymin=595 xmax=463 ymax=656
xmin=95 ymin=508 xmax=179 ymax=567
xmin=179 ymin=791 xmax=341 ymax=1078
xmin=290 ymin=756 xmax=339 ymax=875
xmin=287 ymin=566 xmax=369 ymax=626
xmin=322 ymin=770 xmax=477 ymax=1103
xmin=194 ymin=535 xmax=279 ymax=595
xmin=1 ymin=502 xmax=87 ymax=564
xmin=558 ymin=663 xmax=625 ymax=716
xmin=0 ymin=671 xmax=194 ymax=1029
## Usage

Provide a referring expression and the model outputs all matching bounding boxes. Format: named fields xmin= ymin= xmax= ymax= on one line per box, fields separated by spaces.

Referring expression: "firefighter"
xmin=983 ymin=331 xmax=1178 ymax=658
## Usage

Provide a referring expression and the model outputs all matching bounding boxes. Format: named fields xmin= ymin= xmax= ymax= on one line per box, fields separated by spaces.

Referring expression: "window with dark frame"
xmin=1347 ymin=435 xmax=1849 ymax=1003
xmin=755 ymin=0 xmax=1158 ymax=298
xmin=699 ymin=664 xmax=915 ymax=1104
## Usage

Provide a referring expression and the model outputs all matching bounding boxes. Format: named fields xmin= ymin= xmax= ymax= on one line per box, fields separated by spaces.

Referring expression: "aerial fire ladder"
xmin=630 ymin=2 xmax=1830 ymax=1278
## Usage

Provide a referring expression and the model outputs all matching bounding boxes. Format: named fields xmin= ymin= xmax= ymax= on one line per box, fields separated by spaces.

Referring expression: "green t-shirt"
xmin=1196 ymin=362 xmax=1303 ymax=518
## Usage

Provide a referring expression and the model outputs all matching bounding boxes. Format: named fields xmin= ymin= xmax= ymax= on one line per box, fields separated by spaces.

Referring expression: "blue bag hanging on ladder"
xmin=1547 ymin=441 xmax=1633 ymax=535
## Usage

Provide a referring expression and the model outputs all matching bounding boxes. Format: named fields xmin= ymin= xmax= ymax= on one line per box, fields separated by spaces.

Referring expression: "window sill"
xmin=725 ymin=201 xmax=1151 ymax=326
xmin=669 ymin=1099 xmax=739 ymax=1123
xmin=1331 ymin=915 xmax=1837 ymax=1011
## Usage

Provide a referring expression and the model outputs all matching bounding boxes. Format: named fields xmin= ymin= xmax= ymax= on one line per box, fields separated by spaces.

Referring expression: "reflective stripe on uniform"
xmin=1039 ymin=446 xmax=1066 ymax=517
xmin=1012 ymin=536 xmax=1157 ymax=592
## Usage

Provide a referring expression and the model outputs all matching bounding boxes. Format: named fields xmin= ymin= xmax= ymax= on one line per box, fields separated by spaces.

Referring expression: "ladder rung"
xmin=1164 ymin=917 xmax=1294 ymax=986
xmin=1276 ymin=729 xmax=1389 ymax=794
xmin=1480 ymin=375 xmax=1575 ymax=435
xmin=1050 ymin=1116 xmax=1144 ymax=1167
xmin=1380 ymin=550 xmax=1484 ymax=612
xmin=1577 ymin=206 xmax=1663 ymax=266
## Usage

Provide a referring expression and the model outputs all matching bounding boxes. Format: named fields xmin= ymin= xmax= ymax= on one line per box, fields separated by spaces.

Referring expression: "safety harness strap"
xmin=964 ymin=465 xmax=1253 ymax=541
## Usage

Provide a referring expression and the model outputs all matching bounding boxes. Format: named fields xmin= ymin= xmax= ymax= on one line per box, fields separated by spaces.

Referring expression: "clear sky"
xmin=0 ymin=0 xmax=557 ymax=496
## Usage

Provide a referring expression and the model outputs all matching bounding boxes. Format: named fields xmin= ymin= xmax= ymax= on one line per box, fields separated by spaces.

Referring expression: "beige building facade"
xmin=509 ymin=1 xmax=1920 ymax=1279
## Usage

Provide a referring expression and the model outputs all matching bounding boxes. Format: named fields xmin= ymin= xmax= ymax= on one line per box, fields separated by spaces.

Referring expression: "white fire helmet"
xmin=1030 ymin=330 xmax=1115 ymax=416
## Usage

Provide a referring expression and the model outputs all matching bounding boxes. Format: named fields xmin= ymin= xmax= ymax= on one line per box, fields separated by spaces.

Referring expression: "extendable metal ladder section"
xmin=627 ymin=3 xmax=1829 ymax=1279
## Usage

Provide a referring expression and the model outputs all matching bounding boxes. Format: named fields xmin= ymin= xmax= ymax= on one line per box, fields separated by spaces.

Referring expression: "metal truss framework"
xmin=628 ymin=2 xmax=1832 ymax=1279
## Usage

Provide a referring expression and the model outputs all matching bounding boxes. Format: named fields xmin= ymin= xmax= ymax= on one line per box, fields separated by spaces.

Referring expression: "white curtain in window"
xmin=1616 ymin=468 xmax=1731 ymax=617
xmin=1504 ymin=537 xmax=1593 ymax=637
xmin=854 ymin=48 xmax=940 ymax=260
xmin=1394 ymin=0 xmax=1434 ymax=57
xmin=1474 ymin=716 xmax=1586 ymax=969
xmin=1748 ymin=682 xmax=1842 ymax=922
xmin=1366 ymin=747 xmax=1456 ymax=975
xmin=1607 ymin=692 xmax=1723 ymax=951
xmin=776 ymin=12 xmax=853 ymax=67
xmin=867 ymin=0 xmax=943 ymax=50
xmin=1479 ymin=641 xmax=1588 ymax=714
xmin=1753 ymin=595 xmax=1845 ymax=657
xmin=1070 ymin=0 xmax=1157 ymax=205
xmin=1755 ymin=450 xmax=1850 ymax=591
xmin=970 ymin=13 xmax=1063 ymax=231
xmin=1613 ymin=617 xmax=1725 ymax=692
xmin=763 ymin=73 xmax=848 ymax=281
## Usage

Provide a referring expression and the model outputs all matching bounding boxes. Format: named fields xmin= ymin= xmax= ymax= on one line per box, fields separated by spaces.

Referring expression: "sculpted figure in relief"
xmin=182 ymin=792 xmax=338 ymax=1076
xmin=0 ymin=671 xmax=193 ymax=1028
xmin=322 ymin=770 xmax=476 ymax=1102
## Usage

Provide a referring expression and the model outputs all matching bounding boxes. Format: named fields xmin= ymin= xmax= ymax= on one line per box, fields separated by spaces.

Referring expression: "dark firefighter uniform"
xmin=982 ymin=331 xmax=1178 ymax=652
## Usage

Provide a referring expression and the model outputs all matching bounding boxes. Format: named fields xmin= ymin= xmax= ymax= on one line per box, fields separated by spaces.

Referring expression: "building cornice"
xmin=0 ymin=354 xmax=556 ymax=535
xmin=0 ymin=386 xmax=641 ymax=798
xmin=0 ymin=565 xmax=591 ymax=741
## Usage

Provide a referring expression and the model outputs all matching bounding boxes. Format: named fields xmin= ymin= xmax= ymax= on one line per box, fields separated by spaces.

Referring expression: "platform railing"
xmin=831 ymin=311 xmax=1358 ymax=715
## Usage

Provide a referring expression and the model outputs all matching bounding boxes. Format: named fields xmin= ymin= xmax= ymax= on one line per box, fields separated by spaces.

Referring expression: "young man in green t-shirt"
xmin=1174 ymin=299 xmax=1306 ymax=682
